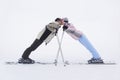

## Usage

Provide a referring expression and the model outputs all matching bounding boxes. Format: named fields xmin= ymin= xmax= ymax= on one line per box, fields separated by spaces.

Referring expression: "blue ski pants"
xmin=78 ymin=35 xmax=101 ymax=59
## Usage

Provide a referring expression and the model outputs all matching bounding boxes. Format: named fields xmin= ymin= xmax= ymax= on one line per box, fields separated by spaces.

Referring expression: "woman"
xmin=62 ymin=18 xmax=104 ymax=64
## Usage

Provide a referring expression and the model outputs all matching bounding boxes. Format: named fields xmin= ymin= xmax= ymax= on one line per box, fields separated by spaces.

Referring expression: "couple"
xmin=18 ymin=18 xmax=104 ymax=64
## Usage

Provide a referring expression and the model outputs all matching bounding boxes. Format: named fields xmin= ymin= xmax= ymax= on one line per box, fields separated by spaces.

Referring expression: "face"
xmin=58 ymin=19 xmax=64 ymax=25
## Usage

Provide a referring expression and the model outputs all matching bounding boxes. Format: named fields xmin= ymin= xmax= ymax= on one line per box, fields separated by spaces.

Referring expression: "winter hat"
xmin=63 ymin=17 xmax=69 ymax=23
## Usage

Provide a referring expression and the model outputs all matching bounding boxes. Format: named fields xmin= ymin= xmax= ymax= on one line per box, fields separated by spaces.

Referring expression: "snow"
xmin=0 ymin=0 xmax=120 ymax=80
xmin=0 ymin=62 xmax=120 ymax=80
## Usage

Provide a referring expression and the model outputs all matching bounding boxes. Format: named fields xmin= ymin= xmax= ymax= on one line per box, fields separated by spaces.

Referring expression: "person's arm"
xmin=48 ymin=22 xmax=60 ymax=30
xmin=47 ymin=22 xmax=60 ymax=35
xmin=63 ymin=23 xmax=75 ymax=33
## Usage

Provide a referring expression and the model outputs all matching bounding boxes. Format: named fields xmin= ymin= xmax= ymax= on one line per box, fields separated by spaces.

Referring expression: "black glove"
xmin=63 ymin=25 xmax=68 ymax=31
xmin=45 ymin=43 xmax=47 ymax=45
xmin=55 ymin=28 xmax=58 ymax=36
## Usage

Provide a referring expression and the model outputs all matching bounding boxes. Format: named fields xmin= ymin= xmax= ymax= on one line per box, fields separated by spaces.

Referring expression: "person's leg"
xmin=78 ymin=35 xmax=101 ymax=59
xmin=22 ymin=39 xmax=43 ymax=59
xmin=22 ymin=28 xmax=52 ymax=59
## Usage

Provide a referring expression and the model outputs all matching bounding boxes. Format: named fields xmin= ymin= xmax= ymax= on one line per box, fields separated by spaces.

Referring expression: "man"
xmin=62 ymin=18 xmax=104 ymax=64
xmin=18 ymin=18 xmax=64 ymax=64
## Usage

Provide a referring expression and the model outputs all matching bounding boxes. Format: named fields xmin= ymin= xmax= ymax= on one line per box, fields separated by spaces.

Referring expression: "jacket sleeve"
xmin=46 ymin=22 xmax=60 ymax=32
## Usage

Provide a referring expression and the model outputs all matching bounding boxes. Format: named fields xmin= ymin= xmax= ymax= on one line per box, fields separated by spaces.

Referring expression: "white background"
xmin=0 ymin=0 xmax=120 ymax=80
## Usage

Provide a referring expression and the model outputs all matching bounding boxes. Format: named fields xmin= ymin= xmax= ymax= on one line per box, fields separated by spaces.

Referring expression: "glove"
xmin=55 ymin=28 xmax=58 ymax=36
xmin=45 ymin=43 xmax=47 ymax=45
xmin=63 ymin=25 xmax=68 ymax=31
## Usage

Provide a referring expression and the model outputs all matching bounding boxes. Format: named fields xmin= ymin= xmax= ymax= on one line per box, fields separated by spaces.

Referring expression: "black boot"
xmin=18 ymin=58 xmax=35 ymax=64
xmin=88 ymin=58 xmax=104 ymax=64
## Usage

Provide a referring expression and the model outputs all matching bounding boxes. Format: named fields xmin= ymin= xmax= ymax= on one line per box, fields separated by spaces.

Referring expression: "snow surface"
xmin=0 ymin=62 xmax=120 ymax=80
xmin=0 ymin=0 xmax=120 ymax=80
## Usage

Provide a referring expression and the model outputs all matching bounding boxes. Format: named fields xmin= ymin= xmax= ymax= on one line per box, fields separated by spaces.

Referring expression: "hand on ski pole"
xmin=63 ymin=24 xmax=68 ymax=31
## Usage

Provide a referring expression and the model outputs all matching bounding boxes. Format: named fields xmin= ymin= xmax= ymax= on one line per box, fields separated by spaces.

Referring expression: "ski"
xmin=66 ymin=61 xmax=116 ymax=65
xmin=68 ymin=62 xmax=116 ymax=65
xmin=5 ymin=61 xmax=55 ymax=65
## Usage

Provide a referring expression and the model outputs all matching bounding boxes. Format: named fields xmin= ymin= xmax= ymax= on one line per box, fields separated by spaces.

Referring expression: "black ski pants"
xmin=22 ymin=28 xmax=51 ymax=59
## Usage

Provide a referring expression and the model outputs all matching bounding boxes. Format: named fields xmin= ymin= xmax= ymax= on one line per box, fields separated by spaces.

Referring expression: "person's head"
xmin=55 ymin=18 xmax=64 ymax=25
xmin=62 ymin=17 xmax=69 ymax=23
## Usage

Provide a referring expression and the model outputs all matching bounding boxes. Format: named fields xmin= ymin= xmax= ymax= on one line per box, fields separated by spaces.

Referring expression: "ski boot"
xmin=18 ymin=58 xmax=35 ymax=64
xmin=88 ymin=58 xmax=104 ymax=64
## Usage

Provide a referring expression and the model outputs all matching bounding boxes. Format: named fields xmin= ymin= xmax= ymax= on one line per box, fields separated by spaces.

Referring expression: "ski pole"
xmin=56 ymin=31 xmax=64 ymax=61
xmin=55 ymin=31 xmax=65 ymax=66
